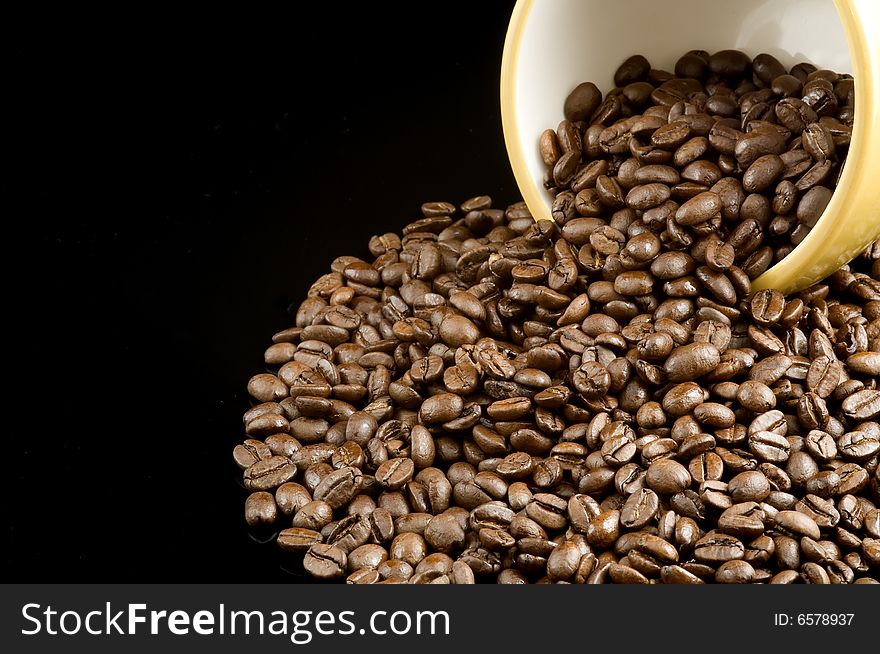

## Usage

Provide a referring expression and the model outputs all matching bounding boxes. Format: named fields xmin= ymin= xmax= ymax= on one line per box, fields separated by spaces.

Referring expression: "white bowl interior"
xmin=510 ymin=0 xmax=852 ymax=221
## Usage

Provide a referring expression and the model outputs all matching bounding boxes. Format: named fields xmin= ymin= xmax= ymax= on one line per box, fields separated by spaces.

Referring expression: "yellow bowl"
xmin=501 ymin=0 xmax=880 ymax=295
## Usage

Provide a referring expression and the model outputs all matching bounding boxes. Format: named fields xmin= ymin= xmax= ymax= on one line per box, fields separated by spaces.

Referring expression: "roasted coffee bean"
xmin=715 ymin=560 xmax=756 ymax=584
xmin=646 ymin=459 xmax=692 ymax=495
xmin=275 ymin=483 xmax=312 ymax=517
xmin=663 ymin=343 xmax=720 ymax=383
xmin=278 ymin=528 xmax=323 ymax=553
xmin=842 ymin=390 xmax=880 ymax=420
xmin=775 ymin=510 xmax=821 ymax=540
xmin=585 ymin=509 xmax=621 ymax=548
xmin=572 ymin=361 xmax=612 ymax=398
xmin=375 ymin=458 xmax=415 ymax=490
xmin=313 ymin=467 xmax=362 ymax=509
xmin=719 ymin=502 xmax=765 ymax=536
xmin=244 ymin=456 xmax=298 ymax=492
xmin=675 ymin=191 xmax=721 ymax=226
xmin=378 ymin=559 xmax=414 ymax=581
xmin=748 ymin=431 xmax=791 ymax=463
xmin=304 ymin=544 xmax=347 ymax=579
xmin=244 ymin=492 xmax=278 ymax=528
xmin=250 ymin=370 xmax=291 ymax=401
xmin=728 ymin=470 xmax=772 ymax=503
xmin=620 ymin=489 xmax=660 ymax=528
xmin=234 ymin=439 xmax=273 ymax=470
xmin=694 ymin=534 xmax=745 ymax=564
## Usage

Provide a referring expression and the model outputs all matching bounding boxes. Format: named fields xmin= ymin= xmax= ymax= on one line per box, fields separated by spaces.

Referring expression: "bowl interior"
xmin=504 ymin=0 xmax=852 ymax=222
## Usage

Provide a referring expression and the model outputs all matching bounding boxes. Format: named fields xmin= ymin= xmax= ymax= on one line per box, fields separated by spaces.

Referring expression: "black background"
xmin=5 ymin=2 xmax=518 ymax=581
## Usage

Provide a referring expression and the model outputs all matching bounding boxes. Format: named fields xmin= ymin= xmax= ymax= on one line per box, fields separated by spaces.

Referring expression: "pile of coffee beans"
xmin=233 ymin=52 xmax=879 ymax=584
xmin=543 ymin=50 xmax=854 ymax=272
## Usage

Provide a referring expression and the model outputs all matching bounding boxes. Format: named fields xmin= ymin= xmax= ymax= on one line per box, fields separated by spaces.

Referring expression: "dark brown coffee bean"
xmin=585 ymin=509 xmax=621 ymax=548
xmin=233 ymin=439 xmax=273 ymax=470
xmin=652 ymin=120 xmax=691 ymax=149
xmin=748 ymin=431 xmax=791 ymax=463
xmin=743 ymin=154 xmax=784 ymax=193
xmin=750 ymin=289 xmax=785 ymax=326
xmin=663 ymin=343 xmax=721 ymax=382
xmin=838 ymin=431 xmax=880 ymax=461
xmin=722 ymin=466 xmax=772 ymax=503
xmin=621 ymin=489 xmax=660 ymax=528
xmin=737 ymin=380 xmax=776 ymax=412
xmin=565 ymin=82 xmax=602 ymax=122
xmin=376 ymin=458 xmax=415 ymax=490
xmin=313 ymin=466 xmax=362 ymax=509
xmin=646 ymin=459 xmax=692 ymax=495
xmin=775 ymin=510 xmax=821 ymax=540
xmin=244 ymin=491 xmax=278 ymax=528
xmin=304 ymin=543 xmax=347 ymax=579
xmin=695 ymin=534 xmax=745 ymax=564
xmin=278 ymin=527 xmax=323 ymax=553
xmin=847 ymin=352 xmax=880 ymax=376
xmin=247 ymin=374 xmax=289 ymax=403
xmin=244 ymin=456 xmax=298 ymax=492
xmin=615 ymin=54 xmax=651 ymax=86
xmin=572 ymin=361 xmax=611 ymax=398
xmin=797 ymin=186 xmax=833 ymax=227
xmin=716 ymin=560 xmax=756 ymax=584
xmin=842 ymin=390 xmax=880 ymax=420
xmin=675 ymin=191 xmax=721 ymax=226
xmin=735 ymin=128 xmax=787 ymax=166
xmin=626 ymin=183 xmax=672 ymax=210
xmin=709 ymin=50 xmax=751 ymax=77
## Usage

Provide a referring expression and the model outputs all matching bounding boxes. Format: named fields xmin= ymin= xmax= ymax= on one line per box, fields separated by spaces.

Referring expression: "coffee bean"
xmin=572 ymin=361 xmax=611 ymax=398
xmin=420 ymin=393 xmax=464 ymax=424
xmin=439 ymin=315 xmax=480 ymax=348
xmin=672 ymin=190 xmax=718 ymax=225
xmin=728 ymin=471 xmax=771 ymax=502
xmin=615 ymin=54 xmax=651 ymax=86
xmin=547 ymin=541 xmax=583 ymax=581
xmin=244 ymin=456 xmax=298 ymax=492
xmin=565 ymin=82 xmax=602 ymax=122
xmin=376 ymin=458 xmax=415 ymax=490
xmin=735 ymin=127 xmax=787 ymax=166
xmin=585 ymin=509 xmax=621 ymax=548
xmin=663 ymin=343 xmax=720 ymax=382
xmin=661 ymin=564 xmax=705 ymax=584
xmin=233 ymin=439 xmax=273 ymax=470
xmin=694 ymin=534 xmax=745 ymax=564
xmin=244 ymin=492 xmax=278 ymax=528
xmin=775 ymin=510 xmax=821 ymax=540
xmin=743 ymin=154 xmax=784 ymax=193
xmin=608 ymin=563 xmax=649 ymax=584
xmin=540 ymin=130 xmax=561 ymax=167
xmin=748 ymin=430 xmax=791 ymax=463
xmin=842 ymin=389 xmax=880 ymax=420
xmin=797 ymin=186 xmax=833 ymax=227
xmin=277 ymin=528 xmax=323 ymax=553
xmin=646 ymin=459 xmax=692 ymax=495
xmin=621 ymin=489 xmax=660 ymax=528
xmin=709 ymin=49 xmax=751 ymax=77
xmin=248 ymin=374 xmax=289 ymax=403
xmin=838 ymin=431 xmax=880 ymax=461
xmin=304 ymin=543 xmax=347 ymax=579
xmin=313 ymin=467 xmax=362 ymax=509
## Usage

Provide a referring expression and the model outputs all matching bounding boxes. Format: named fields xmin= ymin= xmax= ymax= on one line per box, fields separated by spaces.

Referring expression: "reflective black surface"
xmin=6 ymin=2 xmax=518 ymax=581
